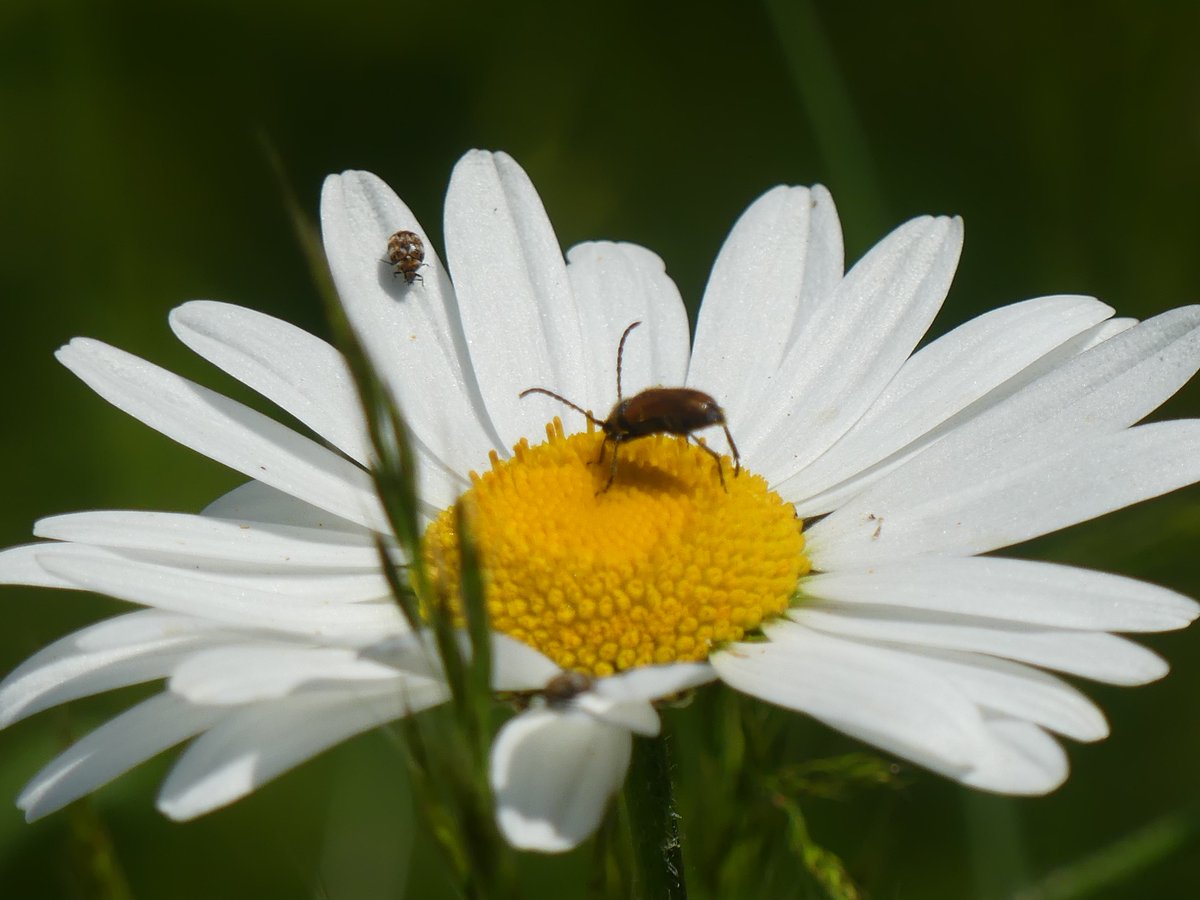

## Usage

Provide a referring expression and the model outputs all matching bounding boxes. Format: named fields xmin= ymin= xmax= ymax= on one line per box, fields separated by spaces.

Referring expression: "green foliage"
xmin=1013 ymin=805 xmax=1200 ymax=900
xmin=774 ymin=796 xmax=861 ymax=900
xmin=65 ymin=796 xmax=134 ymax=900
xmin=764 ymin=754 xmax=906 ymax=803
xmin=669 ymin=691 xmax=907 ymax=899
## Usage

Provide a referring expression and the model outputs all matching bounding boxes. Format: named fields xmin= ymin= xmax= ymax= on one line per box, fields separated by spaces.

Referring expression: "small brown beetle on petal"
xmin=385 ymin=230 xmax=426 ymax=285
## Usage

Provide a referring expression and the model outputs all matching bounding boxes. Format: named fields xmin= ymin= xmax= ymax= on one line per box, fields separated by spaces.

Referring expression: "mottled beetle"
xmin=385 ymin=230 xmax=426 ymax=285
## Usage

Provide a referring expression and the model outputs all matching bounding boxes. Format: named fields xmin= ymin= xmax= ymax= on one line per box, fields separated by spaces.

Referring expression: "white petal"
xmin=30 ymin=536 xmax=388 ymax=602
xmin=158 ymin=684 xmax=445 ymax=820
xmin=955 ymin=717 xmax=1068 ymax=795
xmin=75 ymin=609 xmax=226 ymax=651
xmin=1077 ymin=316 xmax=1138 ymax=347
xmin=789 ymin=605 xmax=1167 ymax=685
xmin=714 ymin=622 xmax=1076 ymax=796
xmin=360 ymin=631 xmax=562 ymax=690
xmin=170 ymin=301 xmax=372 ymax=464
xmin=169 ymin=643 xmax=409 ymax=706
xmin=201 ymin=480 xmax=372 ymax=533
xmin=810 ymin=306 xmax=1200 ymax=556
xmin=354 ymin=631 xmax=444 ymax=679
xmin=0 ymin=544 xmax=80 ymax=588
xmin=35 ymin=510 xmax=383 ymax=569
xmin=742 ymin=216 xmax=963 ymax=479
xmin=19 ymin=694 xmax=224 ymax=821
xmin=793 ymin=315 xmax=1141 ymax=517
xmin=56 ymin=339 xmax=393 ymax=530
xmin=566 ymin=241 xmax=691 ymax=410
xmin=873 ymin=646 xmax=1108 ymax=741
xmin=0 ymin=612 xmax=228 ymax=727
xmin=489 ymin=634 xmax=564 ymax=691
xmin=780 ymin=295 xmax=1114 ymax=511
xmin=319 ymin=169 xmax=500 ymax=479
xmin=711 ymin=620 xmax=987 ymax=773
xmin=810 ymin=420 xmax=1200 ymax=565
xmin=143 ymin=565 xmax=387 ymax=603
xmin=443 ymin=150 xmax=586 ymax=449
xmin=689 ymin=185 xmax=843 ymax=421
xmin=934 ymin=305 xmax=1200 ymax=458
xmin=572 ymin=696 xmax=659 ymax=736
xmin=35 ymin=547 xmax=404 ymax=644
xmin=801 ymin=557 xmax=1199 ymax=632
xmin=571 ymin=663 xmax=715 ymax=736
xmin=490 ymin=707 xmax=631 ymax=852
xmin=594 ymin=662 xmax=717 ymax=703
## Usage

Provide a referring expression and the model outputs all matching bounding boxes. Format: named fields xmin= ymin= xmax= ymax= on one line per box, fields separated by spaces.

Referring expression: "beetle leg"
xmin=721 ymin=423 xmax=741 ymax=478
xmin=690 ymin=436 xmax=728 ymax=492
xmin=598 ymin=440 xmax=621 ymax=494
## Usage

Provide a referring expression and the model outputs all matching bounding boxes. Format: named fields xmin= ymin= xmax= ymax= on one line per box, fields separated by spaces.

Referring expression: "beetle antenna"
xmin=519 ymin=388 xmax=605 ymax=428
xmin=616 ymin=321 xmax=641 ymax=402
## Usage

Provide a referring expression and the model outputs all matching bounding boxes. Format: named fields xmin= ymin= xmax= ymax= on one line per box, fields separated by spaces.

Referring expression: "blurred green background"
xmin=3 ymin=1 xmax=1200 ymax=897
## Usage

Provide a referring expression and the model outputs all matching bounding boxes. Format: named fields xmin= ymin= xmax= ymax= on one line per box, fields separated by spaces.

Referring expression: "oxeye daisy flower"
xmin=3 ymin=150 xmax=1199 ymax=855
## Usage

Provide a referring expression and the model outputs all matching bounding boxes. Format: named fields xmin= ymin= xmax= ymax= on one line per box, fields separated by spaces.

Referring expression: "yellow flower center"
xmin=421 ymin=419 xmax=809 ymax=677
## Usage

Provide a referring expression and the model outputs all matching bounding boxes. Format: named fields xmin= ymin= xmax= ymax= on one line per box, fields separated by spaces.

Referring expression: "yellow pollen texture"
xmin=421 ymin=419 xmax=810 ymax=677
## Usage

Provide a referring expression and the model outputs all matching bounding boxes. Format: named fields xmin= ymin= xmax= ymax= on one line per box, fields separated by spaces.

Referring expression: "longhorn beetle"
xmin=520 ymin=321 xmax=741 ymax=492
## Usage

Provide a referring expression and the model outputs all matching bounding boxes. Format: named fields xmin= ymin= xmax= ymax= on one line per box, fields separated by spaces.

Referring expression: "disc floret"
xmin=422 ymin=419 xmax=809 ymax=676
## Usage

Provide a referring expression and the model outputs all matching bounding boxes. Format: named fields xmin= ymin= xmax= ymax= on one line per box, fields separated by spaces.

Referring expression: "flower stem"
xmin=763 ymin=0 xmax=889 ymax=241
xmin=624 ymin=735 xmax=688 ymax=900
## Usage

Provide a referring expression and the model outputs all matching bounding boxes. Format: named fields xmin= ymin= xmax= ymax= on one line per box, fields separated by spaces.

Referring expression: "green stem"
xmin=624 ymin=736 xmax=688 ymax=900
xmin=763 ymin=0 xmax=889 ymax=242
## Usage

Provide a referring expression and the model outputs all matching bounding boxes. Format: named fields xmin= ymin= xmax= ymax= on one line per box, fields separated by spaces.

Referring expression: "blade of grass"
xmin=763 ymin=0 xmax=888 ymax=242
xmin=260 ymin=139 xmax=513 ymax=899
xmin=624 ymin=736 xmax=688 ymax=900
xmin=456 ymin=504 xmax=495 ymax=767
xmin=1012 ymin=806 xmax=1200 ymax=900
xmin=771 ymin=791 xmax=862 ymax=900
xmin=66 ymin=796 xmax=134 ymax=900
